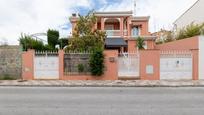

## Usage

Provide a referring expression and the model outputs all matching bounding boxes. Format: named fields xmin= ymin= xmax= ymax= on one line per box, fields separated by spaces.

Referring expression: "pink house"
xmin=70 ymin=11 xmax=156 ymax=52
xmin=21 ymin=11 xmax=204 ymax=81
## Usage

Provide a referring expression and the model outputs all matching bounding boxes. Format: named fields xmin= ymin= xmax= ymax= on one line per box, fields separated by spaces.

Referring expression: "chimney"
xmin=72 ymin=13 xmax=77 ymax=17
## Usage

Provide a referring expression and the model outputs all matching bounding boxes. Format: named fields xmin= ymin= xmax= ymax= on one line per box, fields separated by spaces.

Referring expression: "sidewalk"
xmin=0 ymin=80 xmax=204 ymax=87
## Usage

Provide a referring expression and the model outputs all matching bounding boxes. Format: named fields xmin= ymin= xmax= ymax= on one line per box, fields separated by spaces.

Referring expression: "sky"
xmin=0 ymin=0 xmax=197 ymax=45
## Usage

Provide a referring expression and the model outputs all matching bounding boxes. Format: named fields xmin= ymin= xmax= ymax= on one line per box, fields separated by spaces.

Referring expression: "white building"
xmin=174 ymin=0 xmax=204 ymax=29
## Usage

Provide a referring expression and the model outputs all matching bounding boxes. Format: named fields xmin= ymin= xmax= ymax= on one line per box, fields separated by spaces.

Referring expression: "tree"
xmin=66 ymin=10 xmax=106 ymax=76
xmin=66 ymin=10 xmax=106 ymax=51
xmin=58 ymin=38 xmax=69 ymax=49
xmin=47 ymin=29 xmax=59 ymax=49
xmin=136 ymin=37 xmax=145 ymax=50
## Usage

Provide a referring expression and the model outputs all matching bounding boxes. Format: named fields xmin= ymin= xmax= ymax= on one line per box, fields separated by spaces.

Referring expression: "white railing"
xmin=106 ymin=30 xmax=128 ymax=37
xmin=160 ymin=50 xmax=192 ymax=58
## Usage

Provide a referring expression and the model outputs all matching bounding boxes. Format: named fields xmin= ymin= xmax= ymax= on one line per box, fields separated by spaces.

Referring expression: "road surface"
xmin=0 ymin=87 xmax=204 ymax=115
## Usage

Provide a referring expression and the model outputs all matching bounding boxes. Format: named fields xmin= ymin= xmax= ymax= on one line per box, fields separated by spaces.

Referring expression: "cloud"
xmin=0 ymin=0 xmax=91 ymax=45
xmin=0 ymin=0 xmax=198 ymax=45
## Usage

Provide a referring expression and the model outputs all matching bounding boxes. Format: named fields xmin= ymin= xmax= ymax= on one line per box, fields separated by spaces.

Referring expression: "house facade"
xmin=21 ymin=11 xmax=204 ymax=81
xmin=174 ymin=0 xmax=204 ymax=29
xmin=70 ymin=11 xmax=156 ymax=53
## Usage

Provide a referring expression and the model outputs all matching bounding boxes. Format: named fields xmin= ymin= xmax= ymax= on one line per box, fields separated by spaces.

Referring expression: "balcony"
xmin=106 ymin=30 xmax=128 ymax=37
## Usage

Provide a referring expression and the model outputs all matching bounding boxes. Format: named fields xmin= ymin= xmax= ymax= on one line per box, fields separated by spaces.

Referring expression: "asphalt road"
xmin=0 ymin=87 xmax=204 ymax=115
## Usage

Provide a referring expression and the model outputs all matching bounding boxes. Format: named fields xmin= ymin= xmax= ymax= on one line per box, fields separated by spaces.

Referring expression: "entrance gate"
xmin=118 ymin=52 xmax=139 ymax=78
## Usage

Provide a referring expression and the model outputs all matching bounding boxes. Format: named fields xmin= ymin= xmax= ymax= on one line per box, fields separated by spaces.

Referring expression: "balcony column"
xmin=120 ymin=17 xmax=124 ymax=37
xmin=101 ymin=18 xmax=105 ymax=31
xmin=127 ymin=17 xmax=131 ymax=38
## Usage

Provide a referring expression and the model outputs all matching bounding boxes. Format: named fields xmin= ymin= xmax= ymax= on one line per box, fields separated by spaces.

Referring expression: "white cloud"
xmin=0 ymin=0 xmax=91 ymax=45
xmin=0 ymin=0 xmax=198 ymax=45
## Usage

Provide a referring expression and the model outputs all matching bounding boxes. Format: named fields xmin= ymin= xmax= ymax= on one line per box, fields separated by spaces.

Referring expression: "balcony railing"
xmin=106 ymin=30 xmax=128 ymax=37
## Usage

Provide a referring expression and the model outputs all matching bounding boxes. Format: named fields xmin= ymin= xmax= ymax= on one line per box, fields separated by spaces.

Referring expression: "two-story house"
xmin=70 ymin=11 xmax=156 ymax=52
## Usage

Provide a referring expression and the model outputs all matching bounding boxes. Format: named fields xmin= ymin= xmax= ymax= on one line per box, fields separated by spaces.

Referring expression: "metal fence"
xmin=64 ymin=51 xmax=91 ymax=75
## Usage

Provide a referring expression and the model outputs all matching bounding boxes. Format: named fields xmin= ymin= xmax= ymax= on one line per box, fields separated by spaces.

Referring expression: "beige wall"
xmin=174 ymin=0 xmax=204 ymax=29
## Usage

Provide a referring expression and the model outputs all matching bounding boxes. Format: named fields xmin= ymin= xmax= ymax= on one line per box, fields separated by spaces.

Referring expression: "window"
xmin=132 ymin=26 xmax=140 ymax=36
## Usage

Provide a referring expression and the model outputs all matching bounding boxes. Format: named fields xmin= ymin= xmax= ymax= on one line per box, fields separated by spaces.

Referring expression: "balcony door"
xmin=105 ymin=25 xmax=114 ymax=30
xmin=132 ymin=26 xmax=140 ymax=37
xmin=105 ymin=25 xmax=114 ymax=36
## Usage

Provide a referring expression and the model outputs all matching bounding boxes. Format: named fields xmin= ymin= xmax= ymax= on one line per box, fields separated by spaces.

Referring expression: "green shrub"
xmin=175 ymin=22 xmax=204 ymax=40
xmin=19 ymin=33 xmax=45 ymax=51
xmin=77 ymin=64 xmax=84 ymax=73
xmin=89 ymin=48 xmax=104 ymax=76
xmin=136 ymin=37 xmax=145 ymax=50
xmin=0 ymin=74 xmax=15 ymax=80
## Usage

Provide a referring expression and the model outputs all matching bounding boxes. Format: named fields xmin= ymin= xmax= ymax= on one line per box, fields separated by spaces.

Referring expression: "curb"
xmin=0 ymin=84 xmax=204 ymax=87
xmin=1 ymin=80 xmax=204 ymax=87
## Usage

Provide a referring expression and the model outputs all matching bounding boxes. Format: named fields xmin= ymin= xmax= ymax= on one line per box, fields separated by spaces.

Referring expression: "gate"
xmin=118 ymin=52 xmax=139 ymax=78
xmin=34 ymin=51 xmax=59 ymax=79
xmin=160 ymin=51 xmax=192 ymax=80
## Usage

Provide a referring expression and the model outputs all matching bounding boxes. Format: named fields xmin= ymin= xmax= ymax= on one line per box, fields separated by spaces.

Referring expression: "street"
xmin=0 ymin=87 xmax=204 ymax=115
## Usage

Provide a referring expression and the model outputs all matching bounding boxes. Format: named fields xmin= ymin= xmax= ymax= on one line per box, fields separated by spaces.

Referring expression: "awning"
xmin=105 ymin=38 xmax=127 ymax=48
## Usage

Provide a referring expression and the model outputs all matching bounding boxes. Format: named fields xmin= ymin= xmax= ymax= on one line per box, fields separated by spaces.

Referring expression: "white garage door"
xmin=160 ymin=52 xmax=192 ymax=80
xmin=34 ymin=55 xmax=59 ymax=79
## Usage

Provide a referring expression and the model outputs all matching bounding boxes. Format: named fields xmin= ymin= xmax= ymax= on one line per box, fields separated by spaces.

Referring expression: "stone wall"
xmin=0 ymin=45 xmax=22 ymax=79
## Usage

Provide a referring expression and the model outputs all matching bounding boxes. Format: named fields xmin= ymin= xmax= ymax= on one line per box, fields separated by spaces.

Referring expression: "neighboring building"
xmin=174 ymin=0 xmax=204 ymax=29
xmin=70 ymin=11 xmax=156 ymax=52
xmin=151 ymin=29 xmax=172 ymax=43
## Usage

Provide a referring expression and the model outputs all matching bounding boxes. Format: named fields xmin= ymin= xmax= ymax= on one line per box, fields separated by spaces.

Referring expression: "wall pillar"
xmin=139 ymin=50 xmax=160 ymax=80
xmin=191 ymin=49 xmax=199 ymax=80
xmin=22 ymin=50 xmax=35 ymax=80
xmin=58 ymin=50 xmax=64 ymax=80
xmin=103 ymin=50 xmax=118 ymax=80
